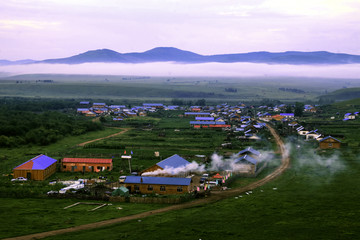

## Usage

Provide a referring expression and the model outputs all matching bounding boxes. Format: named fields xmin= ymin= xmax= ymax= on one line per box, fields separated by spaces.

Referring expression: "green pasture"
xmin=0 ymin=198 xmax=167 ymax=239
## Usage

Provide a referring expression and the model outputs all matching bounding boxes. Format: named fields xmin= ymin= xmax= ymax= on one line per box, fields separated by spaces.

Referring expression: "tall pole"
xmin=128 ymin=157 xmax=132 ymax=173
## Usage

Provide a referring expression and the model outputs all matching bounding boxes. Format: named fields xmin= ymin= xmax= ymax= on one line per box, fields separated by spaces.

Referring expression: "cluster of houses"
xmin=12 ymin=145 xmax=265 ymax=196
xmin=343 ymin=112 xmax=359 ymax=121
xmin=293 ymin=124 xmax=342 ymax=149
xmin=77 ymin=102 xmax=179 ymax=120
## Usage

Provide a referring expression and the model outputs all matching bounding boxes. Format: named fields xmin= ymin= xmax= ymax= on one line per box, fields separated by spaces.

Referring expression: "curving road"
xmin=6 ymin=123 xmax=290 ymax=240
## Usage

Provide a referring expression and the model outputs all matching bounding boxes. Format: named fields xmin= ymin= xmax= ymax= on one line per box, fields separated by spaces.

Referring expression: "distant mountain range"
xmin=2 ymin=47 xmax=360 ymax=65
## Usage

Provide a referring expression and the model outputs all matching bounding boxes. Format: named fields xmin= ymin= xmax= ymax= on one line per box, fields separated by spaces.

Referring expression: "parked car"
xmin=119 ymin=176 xmax=127 ymax=183
xmin=47 ymin=190 xmax=58 ymax=195
xmin=11 ymin=177 xmax=27 ymax=182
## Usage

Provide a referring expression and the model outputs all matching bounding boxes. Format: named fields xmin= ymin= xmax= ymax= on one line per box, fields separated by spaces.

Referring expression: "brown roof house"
xmin=319 ymin=136 xmax=341 ymax=149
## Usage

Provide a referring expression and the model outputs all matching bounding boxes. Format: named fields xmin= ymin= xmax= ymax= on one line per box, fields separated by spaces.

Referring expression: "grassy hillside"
xmin=318 ymin=88 xmax=360 ymax=103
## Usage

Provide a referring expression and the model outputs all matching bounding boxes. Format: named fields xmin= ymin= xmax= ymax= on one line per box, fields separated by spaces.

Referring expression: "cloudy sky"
xmin=1 ymin=0 xmax=360 ymax=61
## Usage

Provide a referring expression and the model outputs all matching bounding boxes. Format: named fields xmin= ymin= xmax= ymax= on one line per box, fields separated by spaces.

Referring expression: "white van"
xmin=119 ymin=176 xmax=126 ymax=183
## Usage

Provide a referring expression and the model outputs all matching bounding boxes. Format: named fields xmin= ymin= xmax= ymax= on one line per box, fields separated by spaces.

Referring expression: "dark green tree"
xmin=294 ymin=102 xmax=304 ymax=117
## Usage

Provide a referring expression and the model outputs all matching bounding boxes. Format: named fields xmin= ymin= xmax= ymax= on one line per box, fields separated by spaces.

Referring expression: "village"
xmin=10 ymin=100 xmax=356 ymax=202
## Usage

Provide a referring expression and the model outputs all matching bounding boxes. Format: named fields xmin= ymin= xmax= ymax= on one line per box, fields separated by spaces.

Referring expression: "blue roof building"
xmin=156 ymin=154 xmax=190 ymax=169
xmin=234 ymin=155 xmax=258 ymax=165
xmin=13 ymin=154 xmax=57 ymax=180
xmin=237 ymin=147 xmax=261 ymax=157
xmin=124 ymin=176 xmax=191 ymax=186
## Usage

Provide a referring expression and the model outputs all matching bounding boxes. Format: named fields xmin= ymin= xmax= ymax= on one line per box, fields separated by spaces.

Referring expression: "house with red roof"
xmin=62 ymin=158 xmax=113 ymax=172
xmin=13 ymin=154 xmax=57 ymax=181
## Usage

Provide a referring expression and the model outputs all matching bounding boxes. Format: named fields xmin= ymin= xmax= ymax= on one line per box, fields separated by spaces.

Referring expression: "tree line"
xmin=0 ymin=110 xmax=102 ymax=147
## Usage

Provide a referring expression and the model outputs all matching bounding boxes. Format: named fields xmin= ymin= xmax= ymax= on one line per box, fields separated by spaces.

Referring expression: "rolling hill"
xmin=2 ymin=47 xmax=360 ymax=65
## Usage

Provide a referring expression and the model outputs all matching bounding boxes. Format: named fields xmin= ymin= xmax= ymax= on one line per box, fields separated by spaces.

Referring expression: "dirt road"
xmin=6 ymin=124 xmax=289 ymax=240
xmin=77 ymin=128 xmax=130 ymax=147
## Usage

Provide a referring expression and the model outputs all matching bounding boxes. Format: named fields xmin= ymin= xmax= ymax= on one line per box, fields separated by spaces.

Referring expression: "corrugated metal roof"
xmin=124 ymin=176 xmax=191 ymax=186
xmin=62 ymin=158 xmax=112 ymax=164
xmin=156 ymin=154 xmax=190 ymax=169
xmin=185 ymin=112 xmax=211 ymax=115
xmin=234 ymin=155 xmax=258 ymax=165
xmin=237 ymin=147 xmax=261 ymax=156
xmin=14 ymin=154 xmax=57 ymax=170
xmin=190 ymin=121 xmax=215 ymax=125
xmin=195 ymin=117 xmax=214 ymax=121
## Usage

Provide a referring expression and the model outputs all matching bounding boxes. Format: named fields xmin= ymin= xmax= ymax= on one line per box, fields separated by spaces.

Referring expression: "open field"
xmin=1 ymin=74 xmax=360 ymax=103
xmin=0 ymin=198 xmax=167 ymax=239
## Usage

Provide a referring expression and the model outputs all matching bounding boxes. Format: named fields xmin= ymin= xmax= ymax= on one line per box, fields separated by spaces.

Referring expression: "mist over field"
xmin=1 ymin=62 xmax=360 ymax=78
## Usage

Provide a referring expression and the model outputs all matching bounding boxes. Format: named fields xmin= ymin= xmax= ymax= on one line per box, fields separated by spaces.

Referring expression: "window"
xmin=177 ymin=186 xmax=183 ymax=192
xmin=63 ymin=165 xmax=66 ymax=169
xmin=147 ymin=185 xmax=153 ymax=191
xmin=134 ymin=185 xmax=139 ymax=191
xmin=160 ymin=186 xmax=166 ymax=191
xmin=329 ymin=143 xmax=333 ymax=147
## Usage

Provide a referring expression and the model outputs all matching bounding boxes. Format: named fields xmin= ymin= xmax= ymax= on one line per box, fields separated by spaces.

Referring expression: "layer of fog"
xmin=1 ymin=62 xmax=360 ymax=78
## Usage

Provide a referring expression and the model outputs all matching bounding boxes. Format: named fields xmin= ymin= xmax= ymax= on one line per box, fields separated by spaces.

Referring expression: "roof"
xmin=143 ymin=103 xmax=164 ymax=107
xmin=237 ymin=147 xmax=261 ymax=156
xmin=93 ymin=103 xmax=106 ymax=106
xmin=77 ymin=108 xmax=89 ymax=112
xmin=14 ymin=154 xmax=57 ymax=170
xmin=319 ymin=136 xmax=341 ymax=143
xmin=234 ymin=155 xmax=258 ymax=165
xmin=190 ymin=121 xmax=215 ymax=125
xmin=195 ymin=117 xmax=214 ymax=121
xmin=62 ymin=158 xmax=112 ymax=164
xmin=124 ymin=176 xmax=191 ymax=186
xmin=213 ymin=173 xmax=223 ymax=179
xmin=156 ymin=154 xmax=190 ymax=169
xmin=184 ymin=112 xmax=211 ymax=115
xmin=280 ymin=113 xmax=294 ymax=116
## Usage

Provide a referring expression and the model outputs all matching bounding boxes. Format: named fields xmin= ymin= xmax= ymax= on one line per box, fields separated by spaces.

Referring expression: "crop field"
xmin=2 ymin=74 xmax=360 ymax=103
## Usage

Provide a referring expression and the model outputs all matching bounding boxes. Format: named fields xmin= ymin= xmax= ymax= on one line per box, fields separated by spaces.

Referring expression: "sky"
xmin=1 ymin=0 xmax=360 ymax=61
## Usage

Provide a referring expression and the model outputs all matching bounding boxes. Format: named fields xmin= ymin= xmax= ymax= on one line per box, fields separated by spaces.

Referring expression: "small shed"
xmin=111 ymin=186 xmax=129 ymax=197
xmin=319 ymin=136 xmax=341 ymax=149
xmin=13 ymin=154 xmax=57 ymax=181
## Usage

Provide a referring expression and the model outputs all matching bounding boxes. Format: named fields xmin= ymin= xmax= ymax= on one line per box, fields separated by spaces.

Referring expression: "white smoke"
xmin=141 ymin=161 xmax=206 ymax=176
xmin=286 ymin=139 xmax=346 ymax=183
xmin=142 ymin=149 xmax=272 ymax=176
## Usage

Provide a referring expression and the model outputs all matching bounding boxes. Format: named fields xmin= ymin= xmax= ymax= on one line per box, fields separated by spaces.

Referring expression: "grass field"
xmin=0 ymin=198 xmax=167 ymax=239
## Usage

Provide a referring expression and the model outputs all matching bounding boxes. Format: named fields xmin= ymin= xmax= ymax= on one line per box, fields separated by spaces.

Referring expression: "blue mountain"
xmin=2 ymin=47 xmax=360 ymax=65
